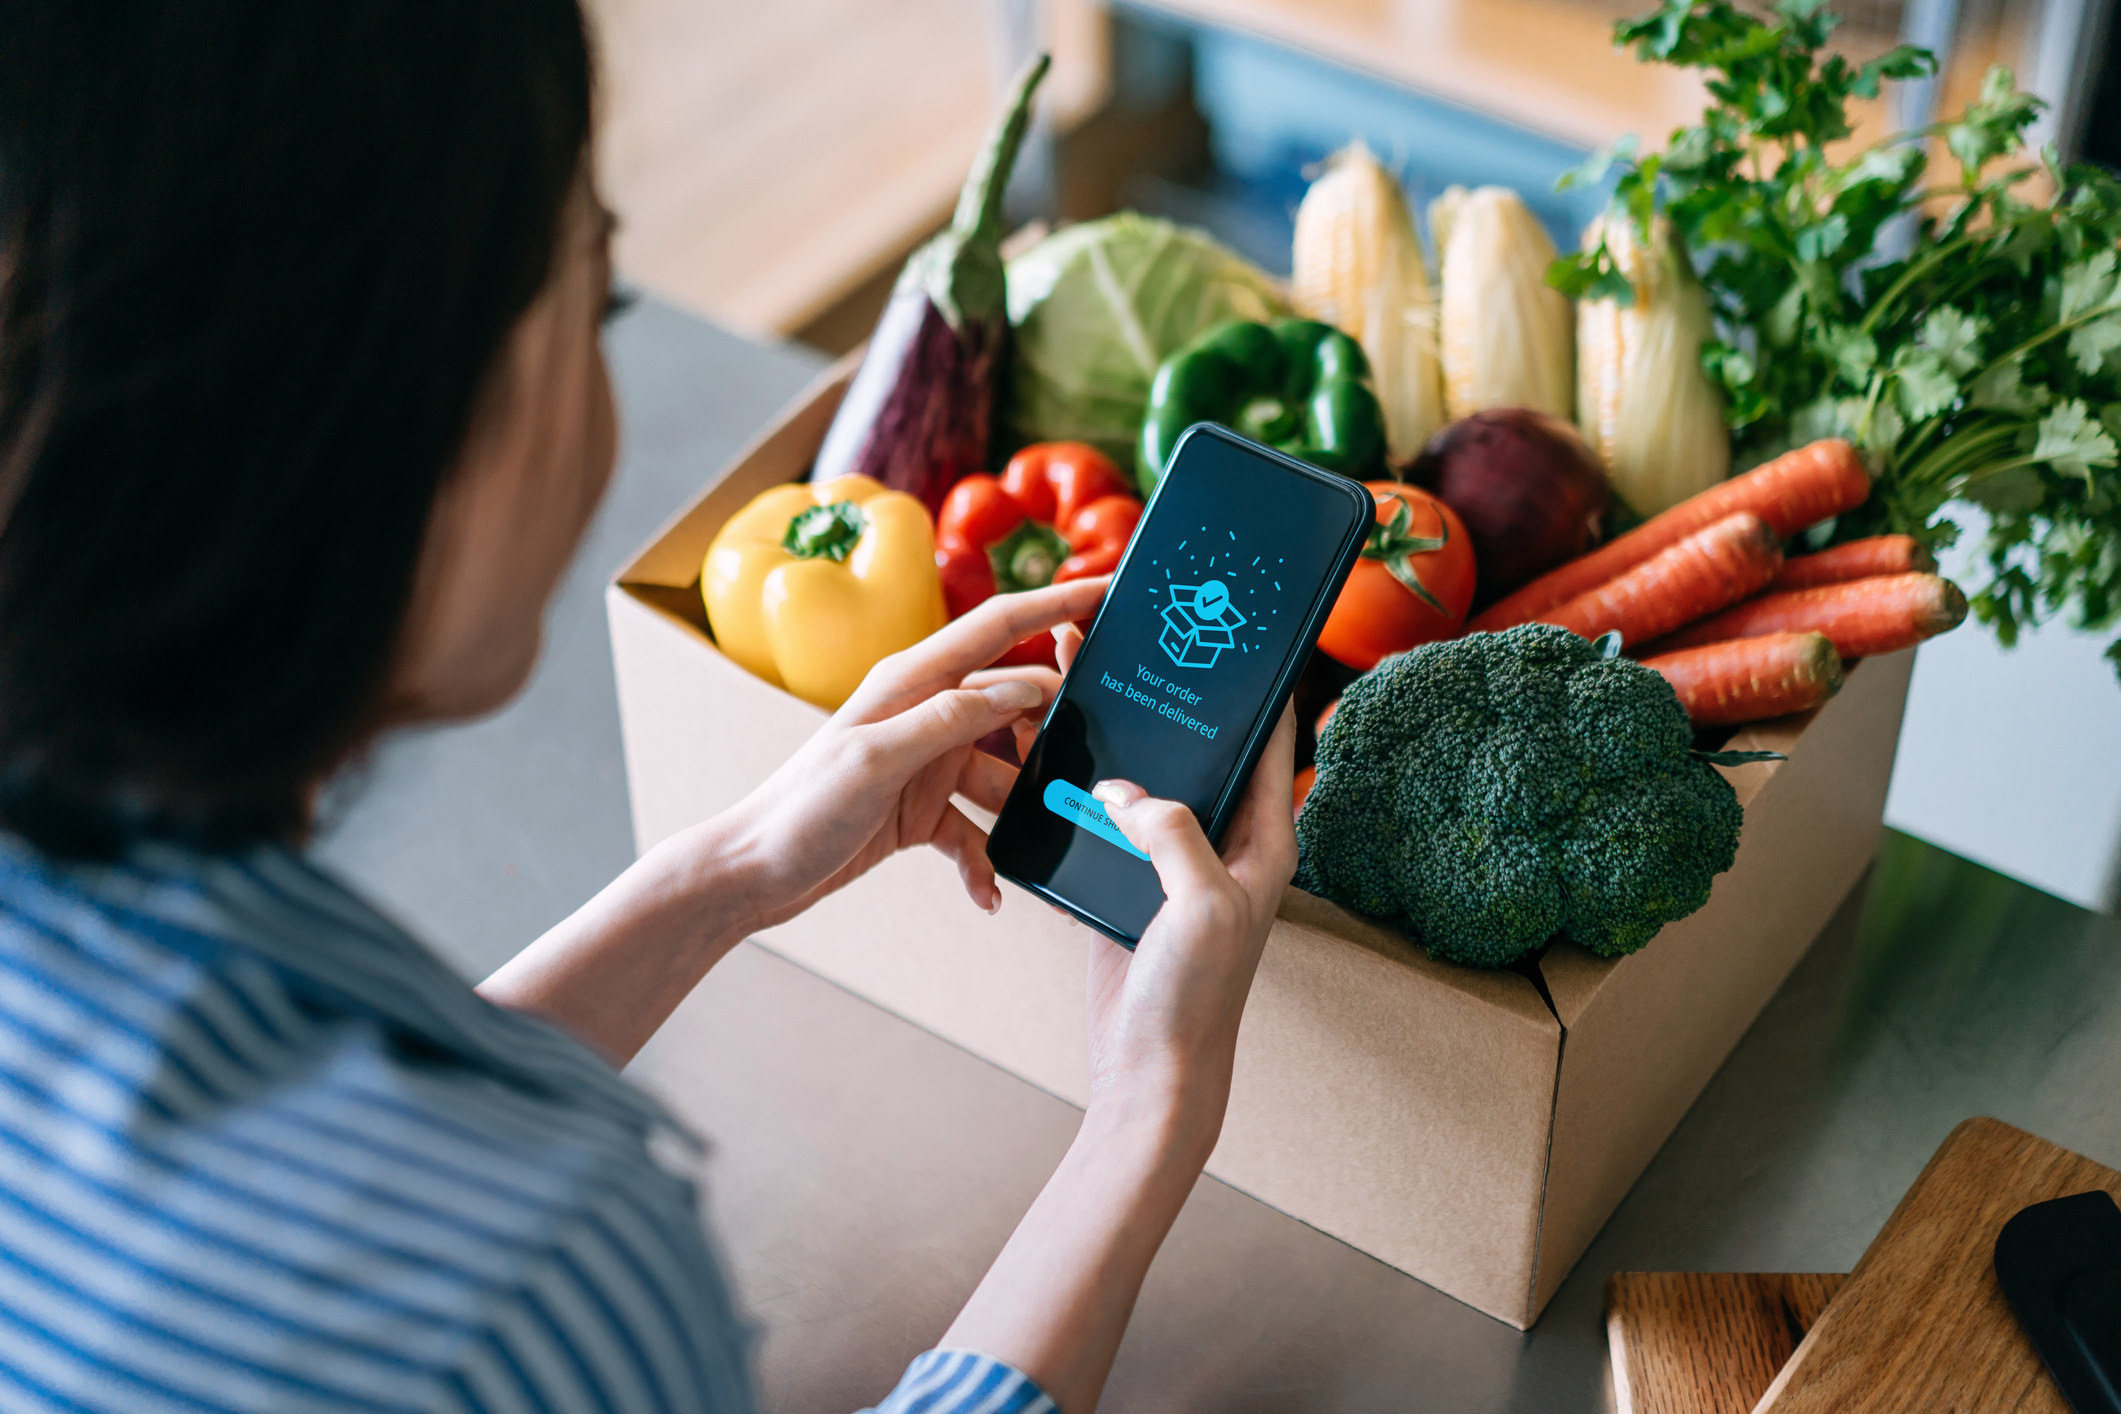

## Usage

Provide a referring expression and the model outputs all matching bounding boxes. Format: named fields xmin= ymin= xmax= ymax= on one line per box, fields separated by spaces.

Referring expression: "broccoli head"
xmin=1294 ymin=624 xmax=1743 ymax=969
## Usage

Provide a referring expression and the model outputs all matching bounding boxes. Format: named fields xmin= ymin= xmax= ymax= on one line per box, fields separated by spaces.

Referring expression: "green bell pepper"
xmin=1136 ymin=318 xmax=1387 ymax=493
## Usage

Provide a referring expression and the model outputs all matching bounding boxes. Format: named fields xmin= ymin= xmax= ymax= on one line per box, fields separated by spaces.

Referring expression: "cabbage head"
xmin=1004 ymin=213 xmax=1288 ymax=476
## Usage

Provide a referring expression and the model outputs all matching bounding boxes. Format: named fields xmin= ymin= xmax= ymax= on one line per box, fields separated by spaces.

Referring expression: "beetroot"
xmin=1408 ymin=409 xmax=1610 ymax=607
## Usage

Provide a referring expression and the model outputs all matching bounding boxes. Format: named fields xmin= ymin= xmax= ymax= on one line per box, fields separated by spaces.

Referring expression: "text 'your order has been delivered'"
xmin=1099 ymin=664 xmax=1220 ymax=739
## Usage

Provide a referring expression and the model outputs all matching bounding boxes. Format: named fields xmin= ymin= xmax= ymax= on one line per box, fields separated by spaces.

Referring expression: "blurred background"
xmin=589 ymin=0 xmax=2115 ymax=347
xmin=585 ymin=0 xmax=2121 ymax=914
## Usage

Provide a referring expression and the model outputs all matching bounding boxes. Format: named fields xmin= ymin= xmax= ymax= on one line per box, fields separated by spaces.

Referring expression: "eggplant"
xmin=810 ymin=53 xmax=1050 ymax=514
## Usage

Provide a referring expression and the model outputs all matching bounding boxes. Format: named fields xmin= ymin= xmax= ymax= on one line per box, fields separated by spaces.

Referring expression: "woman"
xmin=0 ymin=5 xmax=1297 ymax=1412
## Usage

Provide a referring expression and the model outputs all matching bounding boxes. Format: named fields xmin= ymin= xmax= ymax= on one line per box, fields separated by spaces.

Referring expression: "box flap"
xmin=1276 ymin=885 xmax=1558 ymax=1030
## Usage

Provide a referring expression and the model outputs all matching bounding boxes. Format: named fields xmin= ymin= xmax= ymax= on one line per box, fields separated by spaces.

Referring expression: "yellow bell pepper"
xmin=702 ymin=475 xmax=946 ymax=709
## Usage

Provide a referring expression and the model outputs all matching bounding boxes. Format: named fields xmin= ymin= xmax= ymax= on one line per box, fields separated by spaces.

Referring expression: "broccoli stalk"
xmin=1295 ymin=624 xmax=1745 ymax=969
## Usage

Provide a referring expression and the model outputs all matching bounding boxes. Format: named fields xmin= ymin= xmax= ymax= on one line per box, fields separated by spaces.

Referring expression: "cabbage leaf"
xmin=1004 ymin=214 xmax=1288 ymax=472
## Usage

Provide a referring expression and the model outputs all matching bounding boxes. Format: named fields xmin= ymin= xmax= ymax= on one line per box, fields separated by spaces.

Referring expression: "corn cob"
xmin=1291 ymin=143 xmax=1445 ymax=463
xmin=1430 ymin=186 xmax=1573 ymax=422
xmin=1575 ymin=212 xmax=1730 ymax=515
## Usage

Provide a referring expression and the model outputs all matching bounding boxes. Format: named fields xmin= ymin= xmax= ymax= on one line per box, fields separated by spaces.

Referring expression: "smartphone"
xmin=986 ymin=423 xmax=1372 ymax=946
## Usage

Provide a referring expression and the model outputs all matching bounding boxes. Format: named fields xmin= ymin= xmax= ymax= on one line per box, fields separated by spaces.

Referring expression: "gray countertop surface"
xmin=317 ymin=299 xmax=2121 ymax=1413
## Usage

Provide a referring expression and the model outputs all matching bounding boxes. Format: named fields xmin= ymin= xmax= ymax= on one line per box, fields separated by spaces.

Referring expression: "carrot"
xmin=1470 ymin=439 xmax=1868 ymax=631
xmin=1768 ymin=535 xmax=1933 ymax=592
xmin=1647 ymin=572 xmax=1968 ymax=658
xmin=1643 ymin=632 xmax=1843 ymax=726
xmin=1533 ymin=511 xmax=1782 ymax=646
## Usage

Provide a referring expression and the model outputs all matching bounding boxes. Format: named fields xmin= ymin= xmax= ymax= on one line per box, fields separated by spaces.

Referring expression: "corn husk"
xmin=1575 ymin=212 xmax=1730 ymax=515
xmin=1291 ymin=143 xmax=1445 ymax=462
xmin=1431 ymin=185 xmax=1574 ymax=422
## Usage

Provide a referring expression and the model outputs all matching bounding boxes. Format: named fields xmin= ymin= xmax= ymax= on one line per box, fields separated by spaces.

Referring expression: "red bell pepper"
xmin=936 ymin=442 xmax=1141 ymax=665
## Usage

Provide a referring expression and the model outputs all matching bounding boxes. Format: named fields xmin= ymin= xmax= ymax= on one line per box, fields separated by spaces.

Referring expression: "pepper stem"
xmin=782 ymin=500 xmax=869 ymax=563
xmin=1237 ymin=395 xmax=1298 ymax=445
xmin=988 ymin=518 xmax=1071 ymax=594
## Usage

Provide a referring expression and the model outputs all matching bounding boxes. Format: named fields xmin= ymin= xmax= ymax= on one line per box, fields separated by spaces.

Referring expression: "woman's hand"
xmin=1082 ymin=708 xmax=1295 ymax=1141
xmin=1074 ymin=628 xmax=1297 ymax=1153
xmin=722 ymin=576 xmax=1104 ymax=932
xmin=482 ymin=578 xmax=1099 ymax=1068
xmin=1026 ymin=620 xmax=1298 ymax=1144
xmin=938 ymin=623 xmax=1298 ymax=1413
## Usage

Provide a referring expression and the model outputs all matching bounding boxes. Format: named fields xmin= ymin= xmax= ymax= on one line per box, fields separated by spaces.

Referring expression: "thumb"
xmin=859 ymin=678 xmax=1046 ymax=778
xmin=1091 ymin=780 xmax=1230 ymax=905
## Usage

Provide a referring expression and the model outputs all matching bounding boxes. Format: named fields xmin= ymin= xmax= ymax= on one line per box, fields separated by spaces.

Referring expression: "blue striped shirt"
xmin=0 ymin=837 xmax=1052 ymax=1414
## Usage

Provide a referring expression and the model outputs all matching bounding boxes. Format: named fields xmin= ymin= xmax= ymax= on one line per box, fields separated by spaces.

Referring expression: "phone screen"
xmin=987 ymin=426 xmax=1369 ymax=944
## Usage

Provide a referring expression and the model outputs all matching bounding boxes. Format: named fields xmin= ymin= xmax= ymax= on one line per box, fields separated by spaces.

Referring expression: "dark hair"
xmin=0 ymin=2 xmax=594 ymax=857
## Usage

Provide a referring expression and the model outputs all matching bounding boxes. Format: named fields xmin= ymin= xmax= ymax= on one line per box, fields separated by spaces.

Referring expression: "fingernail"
xmin=982 ymin=680 xmax=1042 ymax=711
xmin=1091 ymin=779 xmax=1144 ymax=809
xmin=983 ymin=889 xmax=1001 ymax=916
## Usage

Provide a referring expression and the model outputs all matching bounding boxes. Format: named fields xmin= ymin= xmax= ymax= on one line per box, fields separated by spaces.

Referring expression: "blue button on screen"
xmin=1042 ymin=779 xmax=1150 ymax=861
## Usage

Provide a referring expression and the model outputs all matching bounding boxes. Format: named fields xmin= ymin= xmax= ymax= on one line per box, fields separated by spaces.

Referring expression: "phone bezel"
xmin=988 ymin=422 xmax=1373 ymax=946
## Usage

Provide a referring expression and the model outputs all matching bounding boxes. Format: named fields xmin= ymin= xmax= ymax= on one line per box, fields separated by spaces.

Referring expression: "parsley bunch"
xmin=1551 ymin=0 xmax=2121 ymax=669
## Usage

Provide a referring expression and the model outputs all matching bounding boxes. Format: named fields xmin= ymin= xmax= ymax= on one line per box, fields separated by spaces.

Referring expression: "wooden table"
xmin=588 ymin=0 xmax=1106 ymax=344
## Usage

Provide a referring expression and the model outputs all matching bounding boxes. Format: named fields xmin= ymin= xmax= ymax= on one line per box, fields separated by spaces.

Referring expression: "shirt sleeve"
xmin=858 ymin=1348 xmax=1056 ymax=1414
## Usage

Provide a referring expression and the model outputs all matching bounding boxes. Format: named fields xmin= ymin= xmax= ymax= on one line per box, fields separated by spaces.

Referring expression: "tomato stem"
xmin=1365 ymin=493 xmax=1449 ymax=616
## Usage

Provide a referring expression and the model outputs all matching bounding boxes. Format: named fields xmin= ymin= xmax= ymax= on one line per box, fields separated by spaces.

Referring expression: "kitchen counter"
xmin=318 ymin=298 xmax=2121 ymax=1412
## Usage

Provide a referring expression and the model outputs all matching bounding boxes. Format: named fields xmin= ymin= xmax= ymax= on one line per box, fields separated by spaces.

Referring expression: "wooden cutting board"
xmin=1609 ymin=1272 xmax=1847 ymax=1414
xmin=1754 ymin=1116 xmax=2121 ymax=1413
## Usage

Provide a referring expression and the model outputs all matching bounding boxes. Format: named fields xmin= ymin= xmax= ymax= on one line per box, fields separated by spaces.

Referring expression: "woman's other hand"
xmin=937 ymin=621 xmax=1298 ymax=1412
xmin=1042 ymin=618 xmax=1299 ymax=1147
xmin=724 ymin=576 xmax=1103 ymax=930
xmin=482 ymin=578 xmax=1096 ymax=1066
xmin=1085 ymin=706 xmax=1297 ymax=1154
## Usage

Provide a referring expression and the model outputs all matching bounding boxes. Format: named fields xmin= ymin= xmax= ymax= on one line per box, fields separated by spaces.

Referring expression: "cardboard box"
xmin=608 ymin=362 xmax=1915 ymax=1328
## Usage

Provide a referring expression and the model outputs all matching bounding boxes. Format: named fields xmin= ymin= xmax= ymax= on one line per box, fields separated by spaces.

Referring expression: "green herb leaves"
xmin=1969 ymin=357 xmax=2047 ymax=415
xmin=2059 ymin=251 xmax=2121 ymax=375
xmin=1945 ymin=66 xmax=2044 ymax=177
xmin=1557 ymin=0 xmax=2121 ymax=672
xmin=2031 ymin=400 xmax=2118 ymax=483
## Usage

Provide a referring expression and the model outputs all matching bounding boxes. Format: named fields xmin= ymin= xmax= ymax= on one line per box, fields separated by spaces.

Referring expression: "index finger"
xmin=853 ymin=578 xmax=1107 ymax=713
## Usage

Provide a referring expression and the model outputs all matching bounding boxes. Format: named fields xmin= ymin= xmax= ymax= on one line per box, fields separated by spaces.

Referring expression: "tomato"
xmin=1317 ymin=482 xmax=1476 ymax=671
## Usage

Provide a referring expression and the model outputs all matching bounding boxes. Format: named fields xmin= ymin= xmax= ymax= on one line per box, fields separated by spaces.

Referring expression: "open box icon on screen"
xmin=1159 ymin=580 xmax=1246 ymax=669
